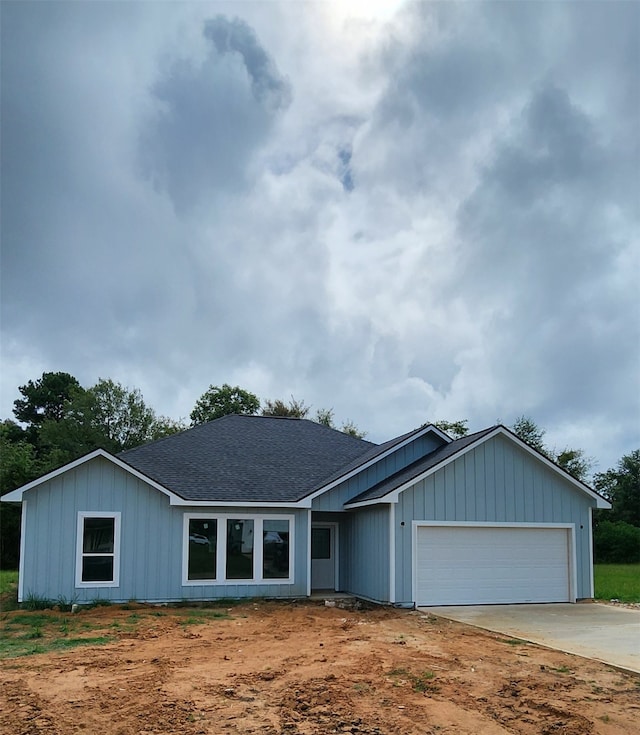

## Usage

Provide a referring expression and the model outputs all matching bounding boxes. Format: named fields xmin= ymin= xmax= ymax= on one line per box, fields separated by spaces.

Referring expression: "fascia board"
xmin=167 ymin=498 xmax=310 ymax=508
xmin=344 ymin=426 xmax=611 ymax=509
xmin=1 ymin=448 xmax=183 ymax=504
xmin=301 ymin=424 xmax=451 ymax=504
xmin=501 ymin=429 xmax=611 ymax=508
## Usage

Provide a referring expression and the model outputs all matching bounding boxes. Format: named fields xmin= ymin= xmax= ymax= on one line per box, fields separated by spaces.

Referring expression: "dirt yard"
xmin=1 ymin=599 xmax=638 ymax=734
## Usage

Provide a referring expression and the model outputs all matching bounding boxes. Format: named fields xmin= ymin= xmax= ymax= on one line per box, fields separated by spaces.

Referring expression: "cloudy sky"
xmin=1 ymin=1 xmax=638 ymax=474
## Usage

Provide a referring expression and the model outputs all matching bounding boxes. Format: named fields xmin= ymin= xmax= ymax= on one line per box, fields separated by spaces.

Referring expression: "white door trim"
xmin=412 ymin=521 xmax=577 ymax=606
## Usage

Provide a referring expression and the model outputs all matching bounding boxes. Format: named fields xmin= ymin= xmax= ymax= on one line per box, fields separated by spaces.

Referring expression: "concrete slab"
xmin=423 ymin=603 xmax=640 ymax=673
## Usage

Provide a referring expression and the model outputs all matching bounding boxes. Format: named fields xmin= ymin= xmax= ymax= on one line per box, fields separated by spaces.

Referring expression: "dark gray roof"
xmin=305 ymin=424 xmax=449 ymax=495
xmin=346 ymin=426 xmax=498 ymax=504
xmin=118 ymin=415 xmax=375 ymax=503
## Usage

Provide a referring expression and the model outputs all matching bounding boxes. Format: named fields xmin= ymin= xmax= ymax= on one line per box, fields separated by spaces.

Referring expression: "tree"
xmin=315 ymin=408 xmax=334 ymax=427
xmin=340 ymin=419 xmax=367 ymax=439
xmin=313 ymin=407 xmax=366 ymax=439
xmin=511 ymin=416 xmax=547 ymax=454
xmin=433 ymin=419 xmax=469 ymax=439
xmin=555 ymin=448 xmax=592 ymax=483
xmin=39 ymin=378 xmax=185 ymax=462
xmin=0 ymin=421 xmax=41 ymax=569
xmin=13 ymin=371 xmax=83 ymax=443
xmin=262 ymin=397 xmax=310 ymax=418
xmin=190 ymin=384 xmax=260 ymax=425
xmin=594 ymin=450 xmax=640 ymax=527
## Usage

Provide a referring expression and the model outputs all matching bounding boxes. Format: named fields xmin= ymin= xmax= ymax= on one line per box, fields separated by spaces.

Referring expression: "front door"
xmin=311 ymin=524 xmax=337 ymax=590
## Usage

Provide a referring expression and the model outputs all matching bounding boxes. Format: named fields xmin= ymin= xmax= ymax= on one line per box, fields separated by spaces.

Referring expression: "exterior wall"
xmin=20 ymin=457 xmax=309 ymax=603
xmin=393 ymin=435 xmax=596 ymax=604
xmin=340 ymin=505 xmax=390 ymax=602
xmin=313 ymin=433 xmax=444 ymax=512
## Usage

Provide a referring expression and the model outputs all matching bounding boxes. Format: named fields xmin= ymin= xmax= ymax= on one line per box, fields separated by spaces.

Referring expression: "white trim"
xmin=172 ymin=498 xmax=307 ymax=508
xmin=345 ymin=427 xmax=611 ymax=509
xmin=302 ymin=424 xmax=451 ymax=505
xmin=389 ymin=503 xmax=396 ymax=604
xmin=311 ymin=522 xmax=339 ymax=591
xmin=306 ymin=509 xmax=312 ymax=597
xmin=411 ymin=521 xmax=577 ymax=605
xmin=588 ymin=507 xmax=595 ymax=599
xmin=0 ymin=448 xmax=308 ymax=508
xmin=75 ymin=511 xmax=121 ymax=588
xmin=182 ymin=512 xmax=295 ymax=586
xmin=1 ymin=449 xmax=181 ymax=504
xmin=570 ymin=524 xmax=578 ymax=601
xmin=17 ymin=499 xmax=27 ymax=603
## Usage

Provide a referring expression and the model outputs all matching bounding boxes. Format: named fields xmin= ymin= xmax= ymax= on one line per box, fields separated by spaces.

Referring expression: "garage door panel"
xmin=416 ymin=526 xmax=571 ymax=606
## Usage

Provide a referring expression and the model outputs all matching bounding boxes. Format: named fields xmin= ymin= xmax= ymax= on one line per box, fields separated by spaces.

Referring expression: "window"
xmin=188 ymin=519 xmax=217 ymax=580
xmin=263 ymin=519 xmax=290 ymax=579
xmin=183 ymin=514 xmax=293 ymax=585
xmin=311 ymin=527 xmax=331 ymax=559
xmin=76 ymin=512 xmax=120 ymax=587
xmin=226 ymin=519 xmax=254 ymax=579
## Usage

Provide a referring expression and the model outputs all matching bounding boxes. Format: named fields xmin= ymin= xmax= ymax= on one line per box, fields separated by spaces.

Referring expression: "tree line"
xmin=1 ymin=371 xmax=637 ymax=568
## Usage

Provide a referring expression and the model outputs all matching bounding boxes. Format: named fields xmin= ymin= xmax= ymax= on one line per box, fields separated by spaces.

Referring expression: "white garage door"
xmin=415 ymin=525 xmax=572 ymax=606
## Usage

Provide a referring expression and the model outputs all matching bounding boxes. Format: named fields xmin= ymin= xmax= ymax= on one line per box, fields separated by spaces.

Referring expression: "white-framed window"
xmin=75 ymin=512 xmax=121 ymax=587
xmin=183 ymin=513 xmax=294 ymax=586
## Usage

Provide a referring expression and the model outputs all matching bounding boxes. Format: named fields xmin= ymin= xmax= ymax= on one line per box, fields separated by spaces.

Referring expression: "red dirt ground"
xmin=1 ymin=600 xmax=638 ymax=734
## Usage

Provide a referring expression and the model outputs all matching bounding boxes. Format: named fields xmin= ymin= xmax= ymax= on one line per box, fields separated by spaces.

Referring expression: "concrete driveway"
xmin=423 ymin=603 xmax=640 ymax=673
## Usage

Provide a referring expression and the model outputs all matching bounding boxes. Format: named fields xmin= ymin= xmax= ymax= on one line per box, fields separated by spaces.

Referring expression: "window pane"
xmin=263 ymin=520 xmax=290 ymax=579
xmin=83 ymin=518 xmax=114 ymax=553
xmin=311 ymin=528 xmax=331 ymax=559
xmin=82 ymin=555 xmax=114 ymax=582
xmin=188 ymin=519 xmax=217 ymax=580
xmin=226 ymin=519 xmax=254 ymax=579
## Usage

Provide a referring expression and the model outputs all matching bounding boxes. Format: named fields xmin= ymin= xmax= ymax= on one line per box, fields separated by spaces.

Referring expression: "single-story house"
xmin=2 ymin=415 xmax=610 ymax=607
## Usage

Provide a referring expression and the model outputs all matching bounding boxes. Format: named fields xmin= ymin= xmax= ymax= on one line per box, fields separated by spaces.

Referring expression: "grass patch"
xmin=387 ymin=667 xmax=439 ymax=694
xmin=0 ymin=570 xmax=19 ymax=596
xmin=594 ymin=564 xmax=640 ymax=602
xmin=0 ymin=600 xmax=236 ymax=659
xmin=499 ymin=637 xmax=529 ymax=646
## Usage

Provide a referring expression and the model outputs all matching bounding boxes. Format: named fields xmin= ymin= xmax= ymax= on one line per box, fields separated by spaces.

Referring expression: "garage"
xmin=415 ymin=523 xmax=575 ymax=606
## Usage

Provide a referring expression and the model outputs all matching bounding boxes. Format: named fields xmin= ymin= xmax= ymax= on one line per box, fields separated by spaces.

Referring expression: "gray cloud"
xmin=1 ymin=1 xmax=638 ymax=474
xmin=141 ymin=16 xmax=291 ymax=212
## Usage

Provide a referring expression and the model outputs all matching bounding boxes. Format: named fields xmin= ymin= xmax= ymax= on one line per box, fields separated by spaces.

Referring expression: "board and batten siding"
xmin=312 ymin=433 xmax=443 ymax=512
xmin=339 ymin=505 xmax=390 ymax=602
xmin=20 ymin=456 xmax=309 ymax=603
xmin=393 ymin=434 xmax=595 ymax=604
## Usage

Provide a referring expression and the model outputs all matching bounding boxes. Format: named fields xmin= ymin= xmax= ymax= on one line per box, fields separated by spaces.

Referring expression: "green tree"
xmin=340 ymin=419 xmax=367 ymax=439
xmin=13 ymin=371 xmax=84 ymax=443
xmin=594 ymin=450 xmax=640 ymax=527
xmin=0 ymin=421 xmax=42 ymax=569
xmin=555 ymin=448 xmax=593 ymax=483
xmin=593 ymin=520 xmax=640 ymax=563
xmin=511 ymin=415 xmax=547 ymax=454
xmin=433 ymin=419 xmax=469 ymax=439
xmin=39 ymin=379 xmax=185 ymax=462
xmin=315 ymin=407 xmax=335 ymax=427
xmin=313 ymin=407 xmax=366 ymax=439
xmin=190 ymin=384 xmax=260 ymax=425
xmin=262 ymin=397 xmax=310 ymax=418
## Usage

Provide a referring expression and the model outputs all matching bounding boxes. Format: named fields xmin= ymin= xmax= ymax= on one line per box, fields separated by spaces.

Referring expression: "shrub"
xmin=593 ymin=520 xmax=640 ymax=563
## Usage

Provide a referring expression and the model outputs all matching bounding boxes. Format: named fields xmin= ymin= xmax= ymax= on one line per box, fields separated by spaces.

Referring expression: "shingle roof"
xmin=117 ymin=414 xmax=375 ymax=503
xmin=345 ymin=426 xmax=498 ymax=504
xmin=304 ymin=424 xmax=448 ymax=495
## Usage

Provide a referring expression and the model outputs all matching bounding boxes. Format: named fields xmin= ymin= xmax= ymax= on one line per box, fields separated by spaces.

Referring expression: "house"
xmin=2 ymin=415 xmax=610 ymax=607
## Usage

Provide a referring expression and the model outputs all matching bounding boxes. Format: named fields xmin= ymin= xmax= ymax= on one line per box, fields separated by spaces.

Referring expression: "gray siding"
xmin=313 ymin=434 xmax=443 ymax=511
xmin=340 ymin=505 xmax=390 ymax=602
xmin=20 ymin=457 xmax=309 ymax=603
xmin=394 ymin=435 xmax=596 ymax=604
